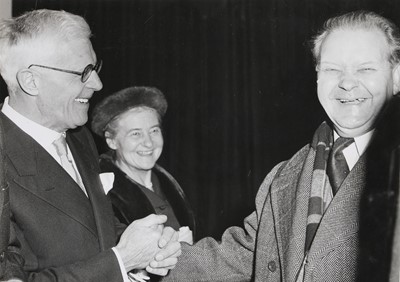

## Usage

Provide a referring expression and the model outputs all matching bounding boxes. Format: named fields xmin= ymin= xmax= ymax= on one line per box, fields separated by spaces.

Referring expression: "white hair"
xmin=0 ymin=9 xmax=92 ymax=93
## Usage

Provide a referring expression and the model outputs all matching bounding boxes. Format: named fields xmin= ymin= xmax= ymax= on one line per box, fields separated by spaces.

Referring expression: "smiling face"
xmin=34 ymin=39 xmax=103 ymax=132
xmin=317 ymin=28 xmax=399 ymax=137
xmin=106 ymin=107 xmax=164 ymax=176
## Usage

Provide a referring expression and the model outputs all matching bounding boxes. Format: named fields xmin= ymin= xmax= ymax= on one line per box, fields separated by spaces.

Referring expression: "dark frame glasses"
xmin=28 ymin=60 xmax=103 ymax=83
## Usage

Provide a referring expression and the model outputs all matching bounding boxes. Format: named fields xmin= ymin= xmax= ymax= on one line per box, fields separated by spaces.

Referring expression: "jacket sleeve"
xmin=22 ymin=248 xmax=122 ymax=282
xmin=162 ymin=161 xmax=287 ymax=282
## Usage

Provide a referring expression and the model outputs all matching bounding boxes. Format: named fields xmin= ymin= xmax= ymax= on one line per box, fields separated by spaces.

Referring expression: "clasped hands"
xmin=115 ymin=214 xmax=183 ymax=277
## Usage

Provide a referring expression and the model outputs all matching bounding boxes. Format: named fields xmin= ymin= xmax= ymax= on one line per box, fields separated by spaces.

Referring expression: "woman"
xmin=91 ymin=86 xmax=195 ymax=246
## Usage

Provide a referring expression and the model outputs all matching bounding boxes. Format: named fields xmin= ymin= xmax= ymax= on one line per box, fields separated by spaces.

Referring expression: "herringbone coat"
xmin=164 ymin=137 xmax=366 ymax=282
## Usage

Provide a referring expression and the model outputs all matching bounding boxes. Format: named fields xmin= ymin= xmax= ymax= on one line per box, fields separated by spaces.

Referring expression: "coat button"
xmin=268 ymin=260 xmax=277 ymax=272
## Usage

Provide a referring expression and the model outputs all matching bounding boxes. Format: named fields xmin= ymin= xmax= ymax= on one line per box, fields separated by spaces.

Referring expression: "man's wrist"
xmin=112 ymin=247 xmax=131 ymax=282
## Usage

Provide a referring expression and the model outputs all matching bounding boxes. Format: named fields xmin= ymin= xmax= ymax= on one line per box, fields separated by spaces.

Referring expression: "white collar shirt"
xmin=1 ymin=97 xmax=87 ymax=196
xmin=333 ymin=130 xmax=374 ymax=171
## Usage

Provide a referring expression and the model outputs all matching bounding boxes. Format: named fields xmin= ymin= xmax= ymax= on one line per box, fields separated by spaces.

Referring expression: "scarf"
xmin=305 ymin=121 xmax=335 ymax=252
xmin=295 ymin=122 xmax=334 ymax=282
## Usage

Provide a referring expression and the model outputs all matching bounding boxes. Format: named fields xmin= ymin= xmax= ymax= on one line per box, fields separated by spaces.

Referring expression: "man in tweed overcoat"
xmin=162 ymin=10 xmax=400 ymax=282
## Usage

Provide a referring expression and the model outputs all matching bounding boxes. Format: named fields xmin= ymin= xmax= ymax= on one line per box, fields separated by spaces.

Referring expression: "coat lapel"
xmin=270 ymin=147 xmax=315 ymax=280
xmin=308 ymin=155 xmax=366 ymax=261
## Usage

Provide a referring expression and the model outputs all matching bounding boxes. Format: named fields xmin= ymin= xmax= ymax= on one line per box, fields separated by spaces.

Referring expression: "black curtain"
xmin=7 ymin=0 xmax=400 ymax=239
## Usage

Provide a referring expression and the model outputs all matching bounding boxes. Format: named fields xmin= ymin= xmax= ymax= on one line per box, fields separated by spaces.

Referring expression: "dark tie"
xmin=327 ymin=137 xmax=354 ymax=194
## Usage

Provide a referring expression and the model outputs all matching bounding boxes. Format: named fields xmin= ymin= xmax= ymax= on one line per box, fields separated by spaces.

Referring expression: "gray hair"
xmin=0 ymin=9 xmax=92 ymax=92
xmin=311 ymin=11 xmax=400 ymax=67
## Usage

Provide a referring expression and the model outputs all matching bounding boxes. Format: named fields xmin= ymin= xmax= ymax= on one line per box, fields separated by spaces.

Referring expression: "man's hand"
xmin=146 ymin=226 xmax=181 ymax=276
xmin=116 ymin=214 xmax=167 ymax=271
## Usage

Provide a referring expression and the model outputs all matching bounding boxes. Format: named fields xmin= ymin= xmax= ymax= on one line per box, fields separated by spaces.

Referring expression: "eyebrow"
xmin=126 ymin=124 xmax=161 ymax=132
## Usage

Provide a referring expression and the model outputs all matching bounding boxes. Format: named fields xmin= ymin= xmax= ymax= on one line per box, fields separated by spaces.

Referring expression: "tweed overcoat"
xmin=164 ymin=128 xmax=366 ymax=282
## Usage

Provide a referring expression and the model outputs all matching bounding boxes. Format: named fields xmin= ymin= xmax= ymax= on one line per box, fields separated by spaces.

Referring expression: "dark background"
xmin=4 ymin=0 xmax=400 ymax=239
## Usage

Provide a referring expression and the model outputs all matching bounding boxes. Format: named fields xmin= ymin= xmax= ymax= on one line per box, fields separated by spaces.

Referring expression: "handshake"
xmin=115 ymin=214 xmax=192 ymax=279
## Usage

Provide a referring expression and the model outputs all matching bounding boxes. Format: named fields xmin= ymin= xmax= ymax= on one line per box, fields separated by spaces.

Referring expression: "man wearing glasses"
xmin=0 ymin=9 xmax=180 ymax=281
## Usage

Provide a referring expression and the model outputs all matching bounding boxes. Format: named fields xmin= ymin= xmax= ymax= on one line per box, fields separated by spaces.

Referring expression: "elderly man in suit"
xmin=0 ymin=9 xmax=180 ymax=281
xmin=161 ymin=10 xmax=400 ymax=282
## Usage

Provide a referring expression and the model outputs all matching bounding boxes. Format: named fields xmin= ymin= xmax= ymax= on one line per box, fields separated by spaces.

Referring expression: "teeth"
xmin=339 ymin=98 xmax=366 ymax=103
xmin=138 ymin=151 xmax=152 ymax=156
xmin=75 ymin=98 xmax=89 ymax=104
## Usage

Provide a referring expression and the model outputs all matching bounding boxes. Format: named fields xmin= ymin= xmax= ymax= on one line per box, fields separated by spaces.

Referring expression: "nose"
xmin=338 ymin=71 xmax=358 ymax=91
xmin=142 ymin=133 xmax=153 ymax=147
xmin=85 ymin=71 xmax=103 ymax=91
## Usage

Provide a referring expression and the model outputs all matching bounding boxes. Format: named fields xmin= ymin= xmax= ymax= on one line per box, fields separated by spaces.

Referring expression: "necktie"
xmin=53 ymin=135 xmax=84 ymax=191
xmin=327 ymin=137 xmax=354 ymax=194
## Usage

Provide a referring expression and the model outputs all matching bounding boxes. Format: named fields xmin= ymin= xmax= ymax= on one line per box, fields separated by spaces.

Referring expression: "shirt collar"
xmin=333 ymin=129 xmax=375 ymax=157
xmin=2 ymin=97 xmax=63 ymax=147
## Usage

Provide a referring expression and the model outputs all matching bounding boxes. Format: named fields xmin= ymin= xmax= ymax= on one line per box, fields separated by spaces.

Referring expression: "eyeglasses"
xmin=28 ymin=60 xmax=103 ymax=83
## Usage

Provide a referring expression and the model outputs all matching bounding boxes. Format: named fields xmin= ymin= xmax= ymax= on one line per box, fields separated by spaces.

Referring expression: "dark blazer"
xmin=1 ymin=113 xmax=124 ymax=282
xmin=100 ymin=155 xmax=196 ymax=238
xmin=0 ymin=116 xmax=25 ymax=281
xmin=164 ymin=125 xmax=368 ymax=282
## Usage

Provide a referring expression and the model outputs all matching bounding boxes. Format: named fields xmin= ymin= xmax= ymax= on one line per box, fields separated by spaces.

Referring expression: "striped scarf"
xmin=305 ymin=121 xmax=335 ymax=252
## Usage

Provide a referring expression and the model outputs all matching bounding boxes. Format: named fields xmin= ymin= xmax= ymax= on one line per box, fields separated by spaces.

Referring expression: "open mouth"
xmin=338 ymin=98 xmax=366 ymax=104
xmin=138 ymin=151 xmax=153 ymax=156
xmin=75 ymin=98 xmax=89 ymax=104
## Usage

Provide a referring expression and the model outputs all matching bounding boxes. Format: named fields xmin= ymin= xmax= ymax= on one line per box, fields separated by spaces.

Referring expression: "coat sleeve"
xmin=162 ymin=161 xmax=287 ymax=282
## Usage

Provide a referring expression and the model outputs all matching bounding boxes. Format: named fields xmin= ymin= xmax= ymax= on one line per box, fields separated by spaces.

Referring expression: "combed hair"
xmin=0 ymin=9 xmax=91 ymax=91
xmin=0 ymin=9 xmax=91 ymax=47
xmin=311 ymin=11 xmax=400 ymax=66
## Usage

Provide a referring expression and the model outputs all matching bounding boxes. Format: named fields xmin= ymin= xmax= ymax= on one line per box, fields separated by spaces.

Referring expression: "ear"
xmin=105 ymin=131 xmax=117 ymax=150
xmin=392 ymin=63 xmax=400 ymax=95
xmin=16 ymin=69 xmax=39 ymax=96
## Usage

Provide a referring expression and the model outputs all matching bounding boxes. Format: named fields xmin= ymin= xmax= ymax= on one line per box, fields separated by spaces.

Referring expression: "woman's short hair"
xmin=311 ymin=10 xmax=400 ymax=67
xmin=91 ymin=86 xmax=168 ymax=137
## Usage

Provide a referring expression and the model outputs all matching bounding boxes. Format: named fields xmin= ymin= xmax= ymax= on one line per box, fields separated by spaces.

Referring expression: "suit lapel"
xmin=2 ymin=114 xmax=98 ymax=237
xmin=67 ymin=130 xmax=117 ymax=250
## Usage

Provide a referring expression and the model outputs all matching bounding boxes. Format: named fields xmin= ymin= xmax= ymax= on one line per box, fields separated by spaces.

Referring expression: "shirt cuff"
xmin=112 ymin=247 xmax=131 ymax=282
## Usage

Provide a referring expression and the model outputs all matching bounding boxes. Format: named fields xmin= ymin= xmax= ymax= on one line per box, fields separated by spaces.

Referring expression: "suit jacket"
xmin=164 ymin=125 xmax=366 ymax=282
xmin=100 ymin=155 xmax=196 ymax=237
xmin=1 ymin=113 xmax=124 ymax=282
xmin=0 ymin=116 xmax=25 ymax=281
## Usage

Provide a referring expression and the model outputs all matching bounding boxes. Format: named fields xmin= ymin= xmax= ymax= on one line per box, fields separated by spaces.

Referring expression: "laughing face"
xmin=34 ymin=39 xmax=103 ymax=132
xmin=317 ymin=28 xmax=399 ymax=137
xmin=106 ymin=107 xmax=164 ymax=175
